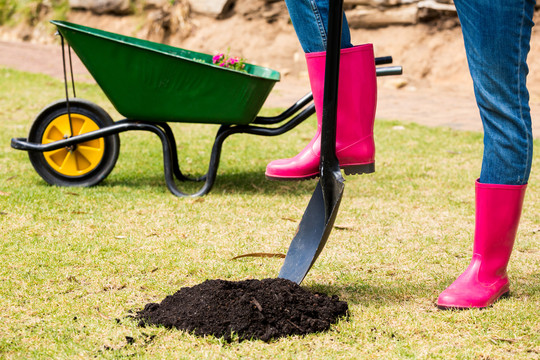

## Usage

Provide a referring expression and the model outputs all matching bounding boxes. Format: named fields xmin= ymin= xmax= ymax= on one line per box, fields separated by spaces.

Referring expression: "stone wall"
xmin=344 ymin=0 xmax=457 ymax=28
xmin=66 ymin=0 xmax=540 ymax=29
xmin=69 ymin=0 xmax=132 ymax=15
xmin=68 ymin=0 xmax=458 ymax=28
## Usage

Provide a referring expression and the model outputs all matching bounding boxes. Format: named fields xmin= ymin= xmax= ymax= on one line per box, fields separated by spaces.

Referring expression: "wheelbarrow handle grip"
xmin=375 ymin=56 xmax=393 ymax=65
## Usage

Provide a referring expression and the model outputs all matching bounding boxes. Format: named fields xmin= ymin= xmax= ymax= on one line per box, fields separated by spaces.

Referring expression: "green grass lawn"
xmin=1 ymin=67 xmax=539 ymax=359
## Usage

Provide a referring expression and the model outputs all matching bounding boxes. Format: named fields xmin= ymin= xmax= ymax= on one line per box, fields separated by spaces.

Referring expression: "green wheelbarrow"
xmin=11 ymin=20 xmax=402 ymax=198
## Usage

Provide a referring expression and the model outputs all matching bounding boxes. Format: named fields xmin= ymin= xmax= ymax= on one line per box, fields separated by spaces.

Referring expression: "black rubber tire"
xmin=28 ymin=98 xmax=120 ymax=187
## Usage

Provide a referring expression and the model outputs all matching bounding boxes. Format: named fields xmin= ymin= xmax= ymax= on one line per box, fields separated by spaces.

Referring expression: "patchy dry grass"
xmin=1 ymin=67 xmax=539 ymax=358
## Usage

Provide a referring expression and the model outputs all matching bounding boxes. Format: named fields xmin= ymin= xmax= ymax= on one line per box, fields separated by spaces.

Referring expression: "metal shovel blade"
xmin=278 ymin=0 xmax=346 ymax=284
xmin=278 ymin=176 xmax=344 ymax=284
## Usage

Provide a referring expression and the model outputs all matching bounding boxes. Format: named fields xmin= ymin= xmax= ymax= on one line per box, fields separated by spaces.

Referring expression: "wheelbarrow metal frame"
xmin=10 ymin=25 xmax=401 ymax=197
xmin=12 ymin=95 xmax=316 ymax=197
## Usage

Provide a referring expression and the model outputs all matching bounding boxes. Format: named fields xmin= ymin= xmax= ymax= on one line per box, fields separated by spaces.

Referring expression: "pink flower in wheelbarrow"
xmin=212 ymin=53 xmax=224 ymax=64
xmin=212 ymin=52 xmax=247 ymax=73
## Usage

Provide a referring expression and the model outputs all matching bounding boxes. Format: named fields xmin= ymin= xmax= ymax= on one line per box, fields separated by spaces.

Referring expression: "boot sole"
xmin=265 ymin=163 xmax=375 ymax=181
xmin=436 ymin=290 xmax=510 ymax=310
xmin=343 ymin=162 xmax=375 ymax=176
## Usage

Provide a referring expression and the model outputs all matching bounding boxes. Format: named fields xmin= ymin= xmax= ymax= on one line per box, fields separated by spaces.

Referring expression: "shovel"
xmin=278 ymin=0 xmax=346 ymax=284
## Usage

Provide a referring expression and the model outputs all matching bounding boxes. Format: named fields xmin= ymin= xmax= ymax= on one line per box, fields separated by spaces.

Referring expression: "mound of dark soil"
xmin=136 ymin=278 xmax=348 ymax=342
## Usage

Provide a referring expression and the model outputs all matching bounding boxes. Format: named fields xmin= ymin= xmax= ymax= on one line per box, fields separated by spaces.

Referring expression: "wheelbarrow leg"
xmin=149 ymin=122 xmax=219 ymax=197
xmin=157 ymin=124 xmax=239 ymax=197
xmin=157 ymin=123 xmax=206 ymax=182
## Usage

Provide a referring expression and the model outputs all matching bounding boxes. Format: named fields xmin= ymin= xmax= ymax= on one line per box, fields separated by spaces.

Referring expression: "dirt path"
xmin=0 ymin=39 xmax=538 ymax=138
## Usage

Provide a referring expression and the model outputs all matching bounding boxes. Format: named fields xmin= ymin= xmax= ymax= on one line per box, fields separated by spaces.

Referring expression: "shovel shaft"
xmin=320 ymin=0 xmax=345 ymax=221
xmin=320 ymin=0 xmax=344 ymax=172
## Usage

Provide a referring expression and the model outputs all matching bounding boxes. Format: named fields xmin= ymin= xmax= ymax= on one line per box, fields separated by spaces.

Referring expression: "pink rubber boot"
xmin=265 ymin=44 xmax=377 ymax=180
xmin=437 ymin=180 xmax=527 ymax=309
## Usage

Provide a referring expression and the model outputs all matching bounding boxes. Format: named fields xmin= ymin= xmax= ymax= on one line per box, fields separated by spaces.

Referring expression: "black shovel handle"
xmin=320 ymin=0 xmax=343 ymax=176
xmin=319 ymin=0 xmax=345 ymax=220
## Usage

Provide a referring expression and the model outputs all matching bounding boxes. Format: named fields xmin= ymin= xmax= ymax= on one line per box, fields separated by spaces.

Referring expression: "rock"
xmin=187 ymin=0 xmax=236 ymax=18
xmin=140 ymin=0 xmax=192 ymax=42
xmin=417 ymin=0 xmax=456 ymax=12
xmin=235 ymin=0 xmax=288 ymax=23
xmin=417 ymin=0 xmax=456 ymax=21
xmin=345 ymin=0 xmax=419 ymax=7
xmin=68 ymin=0 xmax=131 ymax=15
xmin=389 ymin=77 xmax=409 ymax=89
xmin=346 ymin=4 xmax=418 ymax=28
xmin=143 ymin=0 xmax=170 ymax=9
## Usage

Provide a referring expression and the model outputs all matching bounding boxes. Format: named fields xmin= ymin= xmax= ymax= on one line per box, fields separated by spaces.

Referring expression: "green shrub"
xmin=0 ymin=0 xmax=17 ymax=25
xmin=0 ymin=0 xmax=68 ymax=26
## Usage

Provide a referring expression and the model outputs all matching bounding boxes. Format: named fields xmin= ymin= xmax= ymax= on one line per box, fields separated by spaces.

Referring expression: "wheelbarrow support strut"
xmin=12 ymin=94 xmax=316 ymax=197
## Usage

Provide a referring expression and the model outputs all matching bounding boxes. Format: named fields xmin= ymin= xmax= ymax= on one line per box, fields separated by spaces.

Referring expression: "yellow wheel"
xmin=28 ymin=99 xmax=120 ymax=187
xmin=42 ymin=113 xmax=105 ymax=176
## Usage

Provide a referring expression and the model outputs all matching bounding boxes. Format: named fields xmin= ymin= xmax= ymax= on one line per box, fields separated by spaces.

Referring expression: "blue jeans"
xmin=284 ymin=0 xmax=353 ymax=53
xmin=286 ymin=0 xmax=535 ymax=185
xmin=454 ymin=0 xmax=534 ymax=185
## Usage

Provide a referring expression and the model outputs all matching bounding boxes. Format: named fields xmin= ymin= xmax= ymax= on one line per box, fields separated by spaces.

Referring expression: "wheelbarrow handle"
xmin=375 ymin=56 xmax=393 ymax=65
xmin=376 ymin=66 xmax=403 ymax=77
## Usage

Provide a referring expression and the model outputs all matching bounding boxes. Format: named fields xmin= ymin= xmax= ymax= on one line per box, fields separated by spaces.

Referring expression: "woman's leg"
xmin=267 ymin=0 xmax=376 ymax=180
xmin=437 ymin=0 xmax=534 ymax=309
xmin=284 ymin=0 xmax=353 ymax=53
xmin=456 ymin=0 xmax=534 ymax=185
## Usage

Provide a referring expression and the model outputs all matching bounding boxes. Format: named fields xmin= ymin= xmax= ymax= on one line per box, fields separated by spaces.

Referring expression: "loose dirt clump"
xmin=136 ymin=278 xmax=348 ymax=342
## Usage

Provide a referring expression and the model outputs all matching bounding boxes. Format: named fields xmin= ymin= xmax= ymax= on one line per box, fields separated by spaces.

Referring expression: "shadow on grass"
xmin=102 ymin=169 xmax=319 ymax=197
xmin=306 ymin=281 xmax=440 ymax=307
xmin=305 ymin=270 xmax=540 ymax=307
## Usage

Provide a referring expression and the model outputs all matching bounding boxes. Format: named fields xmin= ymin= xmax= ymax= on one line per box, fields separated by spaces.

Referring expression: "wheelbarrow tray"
xmin=51 ymin=20 xmax=280 ymax=125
